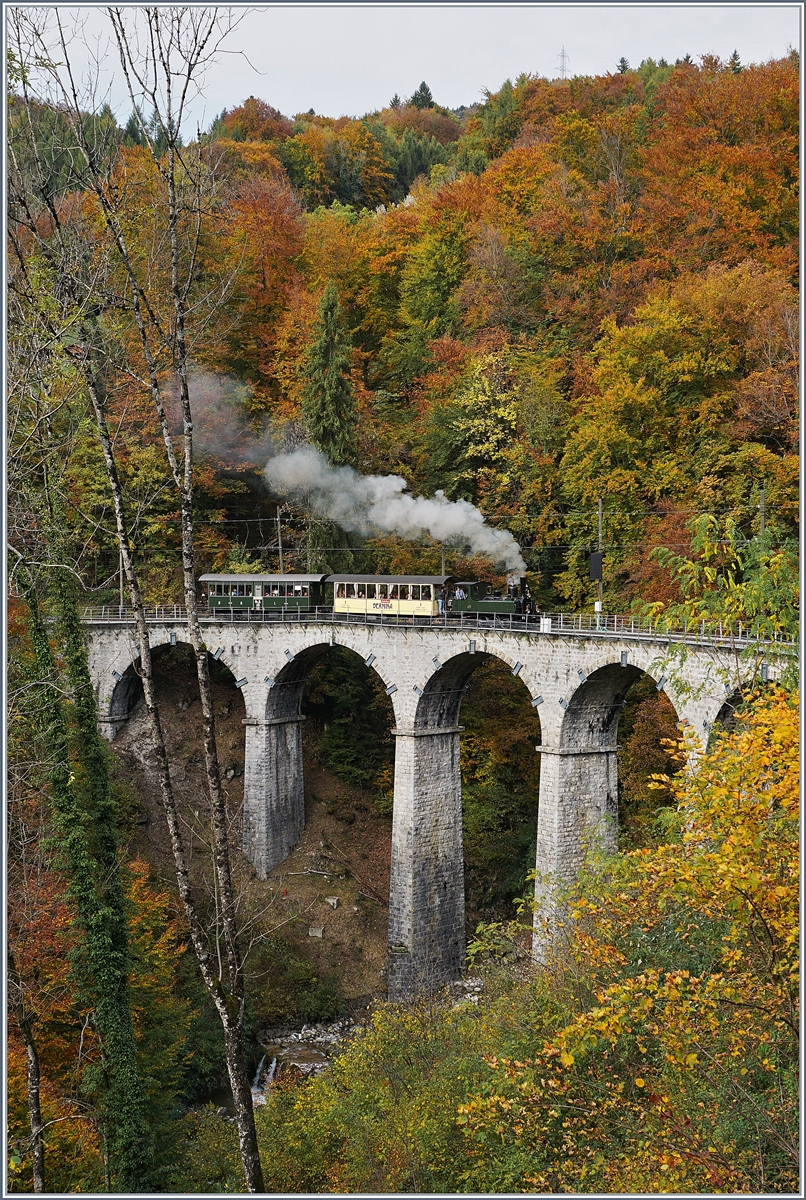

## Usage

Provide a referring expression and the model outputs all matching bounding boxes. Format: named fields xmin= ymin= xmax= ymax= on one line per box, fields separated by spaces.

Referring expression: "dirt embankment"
xmin=112 ymin=646 xmax=393 ymax=1004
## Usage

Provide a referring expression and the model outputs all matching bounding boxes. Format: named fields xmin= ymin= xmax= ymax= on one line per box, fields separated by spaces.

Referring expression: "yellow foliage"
xmin=458 ymin=688 xmax=799 ymax=1193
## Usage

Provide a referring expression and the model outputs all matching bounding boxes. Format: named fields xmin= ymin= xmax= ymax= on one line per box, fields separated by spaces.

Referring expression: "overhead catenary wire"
xmin=187 ymin=502 xmax=784 ymax=525
xmin=79 ymin=540 xmax=793 ymax=559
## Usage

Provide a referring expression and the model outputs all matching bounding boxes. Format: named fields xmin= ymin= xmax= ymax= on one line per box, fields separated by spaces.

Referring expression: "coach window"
xmin=347 ymin=583 xmax=356 ymax=598
xmin=336 ymin=583 xmax=346 ymax=598
xmin=377 ymin=583 xmax=388 ymax=599
xmin=410 ymin=585 xmax=420 ymax=600
xmin=366 ymin=584 xmax=376 ymax=598
xmin=399 ymin=585 xmax=409 ymax=600
xmin=357 ymin=583 xmax=366 ymax=598
xmin=390 ymin=585 xmax=399 ymax=599
xmin=421 ymin=584 xmax=432 ymax=600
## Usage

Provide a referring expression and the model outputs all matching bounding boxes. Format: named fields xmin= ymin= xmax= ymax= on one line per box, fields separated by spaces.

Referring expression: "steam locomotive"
xmin=199 ymin=573 xmax=534 ymax=619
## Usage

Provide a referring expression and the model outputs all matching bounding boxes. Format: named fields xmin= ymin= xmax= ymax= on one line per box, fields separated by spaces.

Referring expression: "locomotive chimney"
xmin=520 ymin=575 xmax=527 ymax=598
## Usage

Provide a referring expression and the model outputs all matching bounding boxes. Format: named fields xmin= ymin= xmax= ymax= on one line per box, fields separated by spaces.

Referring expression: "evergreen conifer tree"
xmin=301 ymin=280 xmax=358 ymax=568
xmin=302 ymin=280 xmax=358 ymax=466
xmin=410 ymin=81 xmax=434 ymax=109
xmin=122 ymin=107 xmax=144 ymax=146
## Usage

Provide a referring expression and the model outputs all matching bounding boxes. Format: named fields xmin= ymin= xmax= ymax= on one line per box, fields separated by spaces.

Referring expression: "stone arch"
xmin=266 ymin=644 xmax=323 ymax=722
xmin=108 ymin=661 xmax=144 ymax=733
xmin=557 ymin=659 xmax=683 ymax=846
xmin=711 ymin=686 xmax=747 ymax=737
xmin=560 ymin=658 xmax=681 ymax=749
xmin=244 ymin=640 xmax=396 ymax=881
xmin=262 ymin=643 xmax=398 ymax=724
xmin=265 ymin=641 xmax=394 ymax=724
xmin=105 ymin=639 xmax=244 ymax=737
xmin=414 ymin=645 xmax=540 ymax=730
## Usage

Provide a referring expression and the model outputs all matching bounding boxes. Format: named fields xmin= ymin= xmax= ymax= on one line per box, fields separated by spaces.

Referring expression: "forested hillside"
xmin=9 ymin=48 xmax=798 ymax=599
xmin=7 ymin=12 xmax=799 ymax=1191
xmin=207 ymin=54 xmax=797 ymax=604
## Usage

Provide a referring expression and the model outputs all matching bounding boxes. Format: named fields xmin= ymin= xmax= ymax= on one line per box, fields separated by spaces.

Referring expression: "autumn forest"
xmin=6 ymin=6 xmax=799 ymax=1194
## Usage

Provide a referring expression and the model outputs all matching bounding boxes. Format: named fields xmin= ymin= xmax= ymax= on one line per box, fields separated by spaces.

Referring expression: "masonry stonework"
xmin=242 ymin=716 xmax=305 ymax=876
xmin=387 ymin=728 xmax=465 ymax=996
xmin=83 ymin=617 xmax=780 ymax=997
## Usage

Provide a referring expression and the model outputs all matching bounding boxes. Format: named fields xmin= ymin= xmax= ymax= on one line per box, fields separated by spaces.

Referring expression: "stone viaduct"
xmin=83 ymin=612 xmax=782 ymax=997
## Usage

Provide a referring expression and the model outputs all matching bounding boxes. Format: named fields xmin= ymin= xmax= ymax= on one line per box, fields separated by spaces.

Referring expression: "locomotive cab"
xmin=450 ymin=581 xmax=517 ymax=615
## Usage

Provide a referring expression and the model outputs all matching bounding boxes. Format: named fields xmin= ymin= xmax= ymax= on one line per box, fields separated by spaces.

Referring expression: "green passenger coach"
xmin=199 ymin=574 xmax=328 ymax=612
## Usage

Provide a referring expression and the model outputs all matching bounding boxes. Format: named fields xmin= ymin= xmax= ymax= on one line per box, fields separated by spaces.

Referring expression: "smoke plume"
xmin=264 ymin=446 xmax=527 ymax=573
xmin=176 ymin=369 xmax=280 ymax=467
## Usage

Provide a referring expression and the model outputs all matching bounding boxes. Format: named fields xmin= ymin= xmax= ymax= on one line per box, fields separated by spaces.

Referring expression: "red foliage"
xmin=379 ymin=105 xmax=462 ymax=145
xmin=222 ymin=96 xmax=294 ymax=142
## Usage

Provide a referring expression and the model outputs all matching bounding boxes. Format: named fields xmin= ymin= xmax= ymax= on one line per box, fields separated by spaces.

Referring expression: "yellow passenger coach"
xmin=330 ymin=574 xmax=454 ymax=618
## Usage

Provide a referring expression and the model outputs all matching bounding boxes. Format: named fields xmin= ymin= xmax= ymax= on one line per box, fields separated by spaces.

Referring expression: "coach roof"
xmin=327 ymin=575 xmax=456 ymax=586
xmin=199 ymin=573 xmax=328 ymax=584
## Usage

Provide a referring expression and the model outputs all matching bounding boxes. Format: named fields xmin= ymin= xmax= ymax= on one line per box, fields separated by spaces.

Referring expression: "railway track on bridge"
xmin=82 ymin=605 xmax=793 ymax=653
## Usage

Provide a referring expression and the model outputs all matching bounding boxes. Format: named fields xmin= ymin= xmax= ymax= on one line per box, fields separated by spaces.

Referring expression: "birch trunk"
xmin=12 ymin=9 xmax=265 ymax=1186
xmin=82 ymin=344 xmax=265 ymax=1193
xmin=8 ymin=954 xmax=46 ymax=1193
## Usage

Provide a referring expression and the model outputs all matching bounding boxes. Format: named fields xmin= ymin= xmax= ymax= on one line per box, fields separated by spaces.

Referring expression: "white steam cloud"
xmin=264 ymin=447 xmax=527 ymax=573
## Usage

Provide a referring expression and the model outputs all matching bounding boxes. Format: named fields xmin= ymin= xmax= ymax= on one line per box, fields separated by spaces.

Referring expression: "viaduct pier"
xmin=82 ymin=609 xmax=785 ymax=996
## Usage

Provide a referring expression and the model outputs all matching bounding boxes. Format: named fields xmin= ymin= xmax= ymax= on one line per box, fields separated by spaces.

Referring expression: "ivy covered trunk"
xmin=19 ymin=566 xmax=157 ymax=1191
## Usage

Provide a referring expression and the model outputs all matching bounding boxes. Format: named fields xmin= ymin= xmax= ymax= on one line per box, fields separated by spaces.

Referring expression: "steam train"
xmin=199 ymin=573 xmax=534 ymax=619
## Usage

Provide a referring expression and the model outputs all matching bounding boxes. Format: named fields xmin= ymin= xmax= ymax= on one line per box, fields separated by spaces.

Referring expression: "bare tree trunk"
xmin=82 ymin=350 xmax=265 ymax=1193
xmin=13 ymin=9 xmax=265 ymax=1186
xmin=8 ymin=954 xmax=46 ymax=1193
xmin=103 ymin=12 xmax=264 ymax=1185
